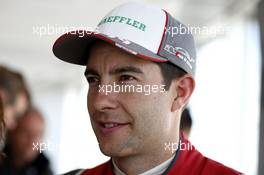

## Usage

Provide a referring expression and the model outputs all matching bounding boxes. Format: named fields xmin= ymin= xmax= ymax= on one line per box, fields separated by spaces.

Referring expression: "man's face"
xmin=86 ymin=42 xmax=178 ymax=158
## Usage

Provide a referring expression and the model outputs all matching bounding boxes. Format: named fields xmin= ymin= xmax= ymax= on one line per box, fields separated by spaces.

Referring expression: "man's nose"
xmin=91 ymin=84 xmax=119 ymax=112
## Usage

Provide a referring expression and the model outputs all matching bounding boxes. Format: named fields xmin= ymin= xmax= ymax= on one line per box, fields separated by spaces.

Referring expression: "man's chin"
xmin=99 ymin=144 xmax=121 ymax=157
xmin=99 ymin=143 xmax=132 ymax=158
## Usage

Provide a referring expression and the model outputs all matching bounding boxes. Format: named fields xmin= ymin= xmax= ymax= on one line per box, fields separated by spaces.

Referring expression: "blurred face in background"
xmin=3 ymin=92 xmax=29 ymax=130
xmin=10 ymin=111 xmax=44 ymax=166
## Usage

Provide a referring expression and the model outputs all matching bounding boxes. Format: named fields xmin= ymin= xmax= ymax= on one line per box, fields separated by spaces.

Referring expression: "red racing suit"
xmin=80 ymin=135 xmax=242 ymax=175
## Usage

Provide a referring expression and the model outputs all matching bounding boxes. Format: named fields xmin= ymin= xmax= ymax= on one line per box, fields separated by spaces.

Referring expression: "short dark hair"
xmin=156 ymin=62 xmax=187 ymax=90
xmin=180 ymin=108 xmax=192 ymax=131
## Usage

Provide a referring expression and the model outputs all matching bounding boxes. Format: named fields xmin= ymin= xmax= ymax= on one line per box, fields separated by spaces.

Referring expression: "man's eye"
xmin=86 ymin=77 xmax=99 ymax=84
xmin=119 ymin=75 xmax=136 ymax=82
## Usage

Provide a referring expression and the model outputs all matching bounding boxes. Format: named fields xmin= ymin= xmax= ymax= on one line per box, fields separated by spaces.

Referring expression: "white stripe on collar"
xmin=112 ymin=154 xmax=175 ymax=175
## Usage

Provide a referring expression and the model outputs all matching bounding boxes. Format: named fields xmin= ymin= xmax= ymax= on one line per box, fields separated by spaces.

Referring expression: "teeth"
xmin=104 ymin=123 xmax=118 ymax=128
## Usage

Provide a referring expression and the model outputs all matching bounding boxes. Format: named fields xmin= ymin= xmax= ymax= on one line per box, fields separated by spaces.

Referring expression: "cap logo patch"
xmin=164 ymin=44 xmax=195 ymax=69
xmin=98 ymin=15 xmax=147 ymax=32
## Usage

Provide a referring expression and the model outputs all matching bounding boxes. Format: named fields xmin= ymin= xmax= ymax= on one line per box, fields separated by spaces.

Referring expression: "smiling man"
xmin=53 ymin=2 xmax=241 ymax=175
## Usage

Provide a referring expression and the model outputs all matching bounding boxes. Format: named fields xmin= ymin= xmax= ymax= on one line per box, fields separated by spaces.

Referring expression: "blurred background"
xmin=0 ymin=0 xmax=263 ymax=174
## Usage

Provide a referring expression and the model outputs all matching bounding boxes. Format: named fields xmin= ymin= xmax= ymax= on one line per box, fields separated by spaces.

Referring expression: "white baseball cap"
xmin=53 ymin=2 xmax=196 ymax=75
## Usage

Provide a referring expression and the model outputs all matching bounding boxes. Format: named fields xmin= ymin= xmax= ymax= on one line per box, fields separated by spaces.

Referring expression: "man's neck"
xmin=112 ymin=135 xmax=179 ymax=175
xmin=113 ymin=153 xmax=175 ymax=175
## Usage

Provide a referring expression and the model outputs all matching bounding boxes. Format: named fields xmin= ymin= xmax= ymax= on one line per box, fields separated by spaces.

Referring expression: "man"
xmin=0 ymin=108 xmax=53 ymax=175
xmin=180 ymin=108 xmax=192 ymax=138
xmin=53 ymin=2 xmax=242 ymax=175
xmin=0 ymin=66 xmax=31 ymax=130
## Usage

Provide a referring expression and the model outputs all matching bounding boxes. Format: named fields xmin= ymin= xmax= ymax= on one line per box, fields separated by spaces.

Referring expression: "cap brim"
xmin=52 ymin=30 xmax=168 ymax=66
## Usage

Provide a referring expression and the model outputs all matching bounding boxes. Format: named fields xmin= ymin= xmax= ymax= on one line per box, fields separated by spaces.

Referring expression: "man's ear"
xmin=171 ymin=75 xmax=195 ymax=112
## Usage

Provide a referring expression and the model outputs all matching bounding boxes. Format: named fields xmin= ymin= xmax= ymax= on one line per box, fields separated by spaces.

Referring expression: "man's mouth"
xmin=99 ymin=122 xmax=129 ymax=134
xmin=103 ymin=123 xmax=119 ymax=128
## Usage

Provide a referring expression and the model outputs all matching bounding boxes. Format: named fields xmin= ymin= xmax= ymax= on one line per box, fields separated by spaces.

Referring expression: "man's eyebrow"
xmin=109 ymin=66 xmax=143 ymax=75
xmin=84 ymin=66 xmax=144 ymax=77
xmin=84 ymin=68 xmax=99 ymax=77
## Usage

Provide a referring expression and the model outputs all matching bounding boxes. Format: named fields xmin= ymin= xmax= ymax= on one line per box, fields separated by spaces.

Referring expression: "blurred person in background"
xmin=0 ymin=65 xmax=31 ymax=130
xmin=0 ymin=96 xmax=6 ymax=162
xmin=0 ymin=107 xmax=53 ymax=175
xmin=180 ymin=108 xmax=192 ymax=138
